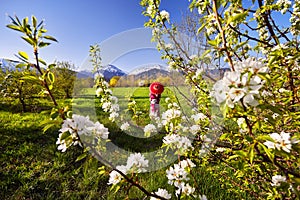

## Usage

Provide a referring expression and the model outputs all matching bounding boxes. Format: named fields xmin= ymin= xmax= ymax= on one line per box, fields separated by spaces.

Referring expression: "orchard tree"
xmin=139 ymin=0 xmax=300 ymax=199
xmin=53 ymin=61 xmax=76 ymax=99
xmin=0 ymin=65 xmax=44 ymax=112
xmin=7 ymin=0 xmax=300 ymax=198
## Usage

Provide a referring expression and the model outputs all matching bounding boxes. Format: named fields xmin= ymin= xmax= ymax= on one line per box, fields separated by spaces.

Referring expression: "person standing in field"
xmin=149 ymin=82 xmax=164 ymax=118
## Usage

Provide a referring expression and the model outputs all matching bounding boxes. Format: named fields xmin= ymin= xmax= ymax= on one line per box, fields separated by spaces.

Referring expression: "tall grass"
xmin=0 ymin=87 xmax=253 ymax=199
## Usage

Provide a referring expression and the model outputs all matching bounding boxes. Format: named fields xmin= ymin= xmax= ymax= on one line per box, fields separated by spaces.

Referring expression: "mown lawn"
xmin=0 ymin=88 xmax=253 ymax=199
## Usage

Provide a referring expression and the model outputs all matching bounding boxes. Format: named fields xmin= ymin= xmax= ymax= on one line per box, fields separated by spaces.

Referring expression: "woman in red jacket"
xmin=149 ymin=82 xmax=164 ymax=118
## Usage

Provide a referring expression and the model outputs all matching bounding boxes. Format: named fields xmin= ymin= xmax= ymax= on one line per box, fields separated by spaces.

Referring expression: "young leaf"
xmin=21 ymin=36 xmax=34 ymax=46
xmin=48 ymin=63 xmax=56 ymax=69
xmin=18 ymin=51 xmax=29 ymax=60
xmin=38 ymin=58 xmax=47 ymax=66
xmin=15 ymin=63 xmax=27 ymax=68
xmin=258 ymin=142 xmax=274 ymax=162
xmin=47 ymin=72 xmax=55 ymax=83
xmin=6 ymin=24 xmax=22 ymax=32
xmin=248 ymin=143 xmax=255 ymax=164
xmin=32 ymin=15 xmax=37 ymax=28
xmin=44 ymin=35 xmax=58 ymax=42
xmin=76 ymin=152 xmax=88 ymax=162
xmin=38 ymin=42 xmax=50 ymax=48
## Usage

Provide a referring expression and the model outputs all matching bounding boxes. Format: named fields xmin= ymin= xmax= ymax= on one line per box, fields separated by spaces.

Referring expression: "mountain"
xmin=98 ymin=64 xmax=127 ymax=81
xmin=128 ymin=64 xmax=169 ymax=75
xmin=76 ymin=64 xmax=127 ymax=81
xmin=127 ymin=64 xmax=170 ymax=80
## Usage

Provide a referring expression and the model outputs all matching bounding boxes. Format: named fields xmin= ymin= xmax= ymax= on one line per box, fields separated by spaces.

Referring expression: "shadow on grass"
xmin=0 ymin=111 xmax=108 ymax=200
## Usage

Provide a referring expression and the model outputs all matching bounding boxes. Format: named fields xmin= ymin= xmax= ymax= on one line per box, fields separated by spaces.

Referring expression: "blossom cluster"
xmin=95 ymin=75 xmax=120 ymax=122
xmin=211 ymin=57 xmax=268 ymax=108
xmin=290 ymin=0 xmax=300 ymax=35
xmin=166 ymin=159 xmax=196 ymax=197
xmin=150 ymin=188 xmax=172 ymax=200
xmin=57 ymin=114 xmax=109 ymax=152
xmin=263 ymin=131 xmax=299 ymax=153
xmin=108 ymin=153 xmax=149 ymax=185
xmin=144 ymin=123 xmax=157 ymax=137
xmin=271 ymin=175 xmax=287 ymax=186
xmin=163 ymin=134 xmax=193 ymax=154
xmin=161 ymin=102 xmax=182 ymax=132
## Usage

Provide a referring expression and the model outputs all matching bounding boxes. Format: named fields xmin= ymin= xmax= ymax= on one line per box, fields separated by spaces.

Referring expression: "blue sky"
xmin=0 ymin=0 xmax=190 ymax=72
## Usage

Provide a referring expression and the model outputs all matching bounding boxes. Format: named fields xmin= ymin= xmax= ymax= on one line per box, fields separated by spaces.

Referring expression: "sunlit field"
xmin=0 ymin=87 xmax=253 ymax=200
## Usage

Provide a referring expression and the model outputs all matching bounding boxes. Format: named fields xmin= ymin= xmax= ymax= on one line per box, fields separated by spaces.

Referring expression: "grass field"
xmin=0 ymin=86 xmax=253 ymax=199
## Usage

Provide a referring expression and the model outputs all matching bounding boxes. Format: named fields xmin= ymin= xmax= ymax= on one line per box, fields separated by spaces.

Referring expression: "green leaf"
xmin=32 ymin=15 xmax=37 ymax=28
xmin=197 ymin=22 xmax=208 ymax=34
xmin=235 ymin=150 xmax=247 ymax=158
xmin=21 ymin=36 xmax=34 ymax=46
xmin=208 ymin=39 xmax=218 ymax=47
xmin=47 ymin=72 xmax=55 ymax=83
xmin=228 ymin=12 xmax=248 ymax=24
xmin=248 ymin=143 xmax=255 ymax=164
xmin=15 ymin=63 xmax=27 ymax=68
xmin=48 ymin=63 xmax=56 ymax=69
xmin=6 ymin=24 xmax=22 ymax=32
xmin=219 ymin=133 xmax=230 ymax=140
xmin=75 ymin=152 xmax=88 ymax=162
xmin=18 ymin=51 xmax=29 ymax=60
xmin=257 ymin=135 xmax=272 ymax=141
xmin=38 ymin=42 xmax=50 ymax=48
xmin=98 ymin=166 xmax=106 ymax=175
xmin=44 ymin=35 xmax=58 ymax=42
xmin=38 ymin=58 xmax=47 ymax=66
xmin=22 ymin=17 xmax=28 ymax=28
xmin=39 ymin=28 xmax=47 ymax=33
xmin=258 ymin=142 xmax=274 ymax=161
xmin=21 ymin=75 xmax=40 ymax=83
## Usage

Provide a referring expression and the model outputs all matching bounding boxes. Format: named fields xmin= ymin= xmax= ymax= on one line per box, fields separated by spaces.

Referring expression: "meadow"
xmin=0 ymin=86 xmax=253 ymax=200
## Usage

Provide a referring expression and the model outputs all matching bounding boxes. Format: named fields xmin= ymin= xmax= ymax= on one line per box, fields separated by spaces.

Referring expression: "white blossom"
xmin=120 ymin=122 xmax=130 ymax=131
xmin=95 ymin=87 xmax=103 ymax=97
xmin=191 ymin=113 xmax=207 ymax=123
xmin=272 ymin=113 xmax=279 ymax=119
xmin=160 ymin=10 xmax=170 ymax=21
xmin=107 ymin=170 xmax=123 ymax=185
xmin=178 ymin=159 xmax=196 ymax=169
xmin=109 ymin=112 xmax=119 ymax=122
xmin=166 ymin=163 xmax=189 ymax=186
xmin=109 ymin=96 xmax=118 ymax=104
xmin=126 ymin=153 xmax=149 ymax=173
xmin=110 ymin=104 xmax=120 ymax=113
xmin=199 ymin=194 xmax=208 ymax=200
xmin=271 ymin=175 xmax=287 ymax=186
xmin=144 ymin=124 xmax=157 ymax=137
xmin=161 ymin=108 xmax=181 ymax=125
xmin=150 ymin=188 xmax=172 ymax=200
xmin=57 ymin=114 xmax=110 ymax=152
xmin=91 ymin=121 xmax=109 ymax=140
xmin=176 ymin=182 xmax=195 ymax=196
xmin=216 ymin=147 xmax=227 ymax=152
xmin=237 ymin=118 xmax=245 ymax=127
xmin=190 ymin=125 xmax=201 ymax=135
xmin=163 ymin=134 xmax=193 ymax=153
xmin=147 ymin=4 xmax=155 ymax=15
xmin=56 ymin=133 xmax=68 ymax=152
xmin=102 ymin=101 xmax=111 ymax=112
xmin=264 ymin=131 xmax=299 ymax=153
xmin=211 ymin=58 xmax=267 ymax=108
xmin=276 ymin=0 xmax=291 ymax=14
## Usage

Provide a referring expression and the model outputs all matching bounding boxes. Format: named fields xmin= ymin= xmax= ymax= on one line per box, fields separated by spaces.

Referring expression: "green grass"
xmin=0 ymin=88 xmax=253 ymax=200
